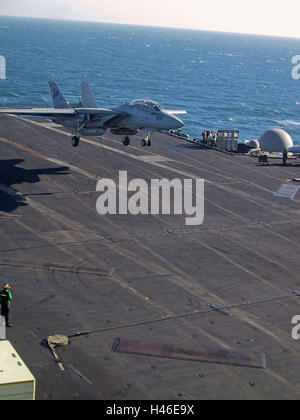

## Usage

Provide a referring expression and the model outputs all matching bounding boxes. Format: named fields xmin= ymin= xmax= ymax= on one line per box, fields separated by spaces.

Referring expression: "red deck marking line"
xmin=112 ymin=338 xmax=267 ymax=369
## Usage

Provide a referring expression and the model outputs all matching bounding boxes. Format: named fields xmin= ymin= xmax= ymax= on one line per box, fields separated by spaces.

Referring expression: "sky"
xmin=0 ymin=0 xmax=300 ymax=38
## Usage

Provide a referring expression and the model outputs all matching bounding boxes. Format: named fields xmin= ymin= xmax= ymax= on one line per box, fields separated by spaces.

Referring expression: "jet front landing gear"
xmin=71 ymin=135 xmax=80 ymax=148
xmin=141 ymin=137 xmax=151 ymax=147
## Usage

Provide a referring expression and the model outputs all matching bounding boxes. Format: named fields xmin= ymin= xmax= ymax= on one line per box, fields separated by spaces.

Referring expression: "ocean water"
xmin=0 ymin=16 xmax=300 ymax=142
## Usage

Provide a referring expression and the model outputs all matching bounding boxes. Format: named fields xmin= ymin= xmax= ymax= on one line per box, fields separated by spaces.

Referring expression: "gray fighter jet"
xmin=0 ymin=82 xmax=186 ymax=148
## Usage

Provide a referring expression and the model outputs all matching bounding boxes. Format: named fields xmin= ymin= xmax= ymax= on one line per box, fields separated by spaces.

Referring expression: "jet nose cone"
xmin=178 ymin=118 xmax=184 ymax=129
xmin=168 ymin=114 xmax=184 ymax=129
xmin=174 ymin=115 xmax=184 ymax=129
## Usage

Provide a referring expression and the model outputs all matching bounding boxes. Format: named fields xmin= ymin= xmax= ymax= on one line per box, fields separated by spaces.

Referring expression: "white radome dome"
xmin=259 ymin=129 xmax=293 ymax=152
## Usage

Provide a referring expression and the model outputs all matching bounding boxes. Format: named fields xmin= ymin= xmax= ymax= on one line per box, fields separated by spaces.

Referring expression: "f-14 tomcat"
xmin=0 ymin=81 xmax=186 ymax=148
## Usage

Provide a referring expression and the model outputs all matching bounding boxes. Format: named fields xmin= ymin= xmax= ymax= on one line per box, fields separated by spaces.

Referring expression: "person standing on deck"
xmin=0 ymin=284 xmax=13 ymax=327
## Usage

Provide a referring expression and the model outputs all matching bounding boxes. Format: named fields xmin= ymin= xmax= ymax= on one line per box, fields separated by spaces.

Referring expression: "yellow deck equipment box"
xmin=0 ymin=340 xmax=36 ymax=400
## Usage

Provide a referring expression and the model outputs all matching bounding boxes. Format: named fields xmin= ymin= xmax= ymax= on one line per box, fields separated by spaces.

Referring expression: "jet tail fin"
xmin=49 ymin=81 xmax=70 ymax=109
xmin=81 ymin=81 xmax=97 ymax=108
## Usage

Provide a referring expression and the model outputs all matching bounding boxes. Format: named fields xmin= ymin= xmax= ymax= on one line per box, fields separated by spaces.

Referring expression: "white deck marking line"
xmin=0 ymin=212 xmax=21 ymax=220
xmin=49 ymin=157 xmax=98 ymax=180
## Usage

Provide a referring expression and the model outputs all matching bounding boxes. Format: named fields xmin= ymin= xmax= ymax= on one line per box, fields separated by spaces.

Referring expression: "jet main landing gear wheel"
xmin=71 ymin=136 xmax=80 ymax=148
xmin=123 ymin=136 xmax=130 ymax=146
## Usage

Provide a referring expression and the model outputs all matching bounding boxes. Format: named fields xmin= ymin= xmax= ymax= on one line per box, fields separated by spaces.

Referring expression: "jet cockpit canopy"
xmin=130 ymin=99 xmax=163 ymax=112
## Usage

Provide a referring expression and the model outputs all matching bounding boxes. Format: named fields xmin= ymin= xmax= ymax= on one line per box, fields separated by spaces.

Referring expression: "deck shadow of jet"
xmin=0 ymin=159 xmax=69 ymax=213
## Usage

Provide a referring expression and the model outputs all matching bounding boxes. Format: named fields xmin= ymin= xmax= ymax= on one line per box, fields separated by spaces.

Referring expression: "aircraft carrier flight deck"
xmin=1 ymin=114 xmax=300 ymax=400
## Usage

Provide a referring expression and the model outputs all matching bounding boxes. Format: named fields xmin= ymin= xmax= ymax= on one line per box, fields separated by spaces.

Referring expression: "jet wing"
xmin=0 ymin=108 xmax=76 ymax=116
xmin=0 ymin=107 xmax=128 ymax=119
